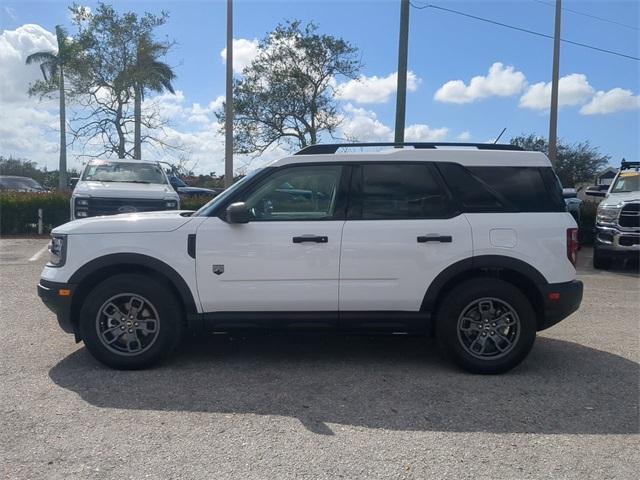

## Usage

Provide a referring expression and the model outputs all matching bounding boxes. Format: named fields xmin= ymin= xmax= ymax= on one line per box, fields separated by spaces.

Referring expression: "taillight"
xmin=567 ymin=228 xmax=579 ymax=266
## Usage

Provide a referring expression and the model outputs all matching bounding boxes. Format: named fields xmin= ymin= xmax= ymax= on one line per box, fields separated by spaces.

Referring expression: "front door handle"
xmin=417 ymin=234 xmax=452 ymax=243
xmin=293 ymin=235 xmax=328 ymax=244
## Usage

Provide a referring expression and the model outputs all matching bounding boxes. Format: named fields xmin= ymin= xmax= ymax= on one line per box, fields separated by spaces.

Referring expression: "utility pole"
xmin=224 ymin=0 xmax=234 ymax=188
xmin=548 ymin=0 xmax=562 ymax=164
xmin=394 ymin=0 xmax=410 ymax=144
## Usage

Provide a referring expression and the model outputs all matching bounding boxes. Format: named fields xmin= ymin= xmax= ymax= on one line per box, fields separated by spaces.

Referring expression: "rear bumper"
xmin=538 ymin=280 xmax=583 ymax=331
xmin=37 ymin=279 xmax=75 ymax=334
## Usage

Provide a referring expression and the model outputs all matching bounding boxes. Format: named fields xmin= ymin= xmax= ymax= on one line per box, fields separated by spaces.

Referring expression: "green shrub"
xmin=578 ymin=201 xmax=598 ymax=246
xmin=0 ymin=192 xmax=71 ymax=235
xmin=180 ymin=195 xmax=213 ymax=211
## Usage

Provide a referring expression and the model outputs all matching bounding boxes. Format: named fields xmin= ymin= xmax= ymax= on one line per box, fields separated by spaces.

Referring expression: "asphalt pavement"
xmin=0 ymin=238 xmax=638 ymax=479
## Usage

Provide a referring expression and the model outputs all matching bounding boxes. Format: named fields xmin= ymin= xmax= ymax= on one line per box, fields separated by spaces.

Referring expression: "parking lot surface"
xmin=1 ymin=238 xmax=638 ymax=479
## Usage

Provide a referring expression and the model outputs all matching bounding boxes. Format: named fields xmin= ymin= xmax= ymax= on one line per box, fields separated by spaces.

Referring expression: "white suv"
xmin=38 ymin=142 xmax=583 ymax=374
xmin=71 ymin=159 xmax=180 ymax=219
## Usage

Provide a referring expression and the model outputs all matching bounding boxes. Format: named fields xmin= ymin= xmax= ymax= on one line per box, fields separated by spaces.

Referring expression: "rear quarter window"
xmin=437 ymin=163 xmax=566 ymax=213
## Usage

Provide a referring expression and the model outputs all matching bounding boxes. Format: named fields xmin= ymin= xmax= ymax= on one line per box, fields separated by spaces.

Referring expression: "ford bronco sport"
xmin=38 ymin=142 xmax=583 ymax=374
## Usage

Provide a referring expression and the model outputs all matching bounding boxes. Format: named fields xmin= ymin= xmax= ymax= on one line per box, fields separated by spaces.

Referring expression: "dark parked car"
xmin=0 ymin=175 xmax=47 ymax=192
xmin=168 ymin=175 xmax=221 ymax=198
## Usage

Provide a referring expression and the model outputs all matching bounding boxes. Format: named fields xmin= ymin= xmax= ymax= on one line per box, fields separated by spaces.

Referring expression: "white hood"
xmin=53 ymin=211 xmax=195 ymax=235
xmin=73 ymin=181 xmax=177 ymax=199
xmin=600 ymin=191 xmax=640 ymax=208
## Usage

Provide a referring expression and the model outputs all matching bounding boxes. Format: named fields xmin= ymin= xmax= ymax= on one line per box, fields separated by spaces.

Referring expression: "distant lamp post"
xmin=224 ymin=0 xmax=234 ymax=188
xmin=548 ymin=0 xmax=562 ymax=163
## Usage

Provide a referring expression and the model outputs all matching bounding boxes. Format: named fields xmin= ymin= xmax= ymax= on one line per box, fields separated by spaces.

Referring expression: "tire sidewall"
xmin=79 ymin=274 xmax=182 ymax=369
xmin=436 ymin=278 xmax=537 ymax=374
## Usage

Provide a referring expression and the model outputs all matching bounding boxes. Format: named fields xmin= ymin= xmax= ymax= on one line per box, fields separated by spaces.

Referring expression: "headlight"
xmin=48 ymin=235 xmax=67 ymax=267
xmin=74 ymin=196 xmax=90 ymax=218
xmin=165 ymin=200 xmax=178 ymax=209
xmin=596 ymin=204 xmax=622 ymax=224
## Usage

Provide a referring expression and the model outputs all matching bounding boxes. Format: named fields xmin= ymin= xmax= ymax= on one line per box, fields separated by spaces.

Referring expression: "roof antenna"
xmin=494 ymin=127 xmax=507 ymax=144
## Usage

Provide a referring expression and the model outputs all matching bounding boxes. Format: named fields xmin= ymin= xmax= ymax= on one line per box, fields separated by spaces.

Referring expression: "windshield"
xmin=0 ymin=177 xmax=44 ymax=190
xmin=611 ymin=171 xmax=640 ymax=193
xmin=81 ymin=161 xmax=167 ymax=184
xmin=194 ymin=169 xmax=263 ymax=216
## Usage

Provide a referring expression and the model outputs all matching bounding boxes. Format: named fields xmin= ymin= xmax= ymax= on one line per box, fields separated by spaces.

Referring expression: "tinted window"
xmin=469 ymin=166 xmax=565 ymax=212
xmin=82 ymin=160 xmax=167 ymax=184
xmin=436 ymin=163 xmax=505 ymax=212
xmin=352 ymin=163 xmax=453 ymax=219
xmin=243 ymin=165 xmax=343 ymax=221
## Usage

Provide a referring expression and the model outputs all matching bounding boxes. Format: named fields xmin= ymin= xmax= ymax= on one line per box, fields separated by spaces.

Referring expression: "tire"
xmin=79 ymin=274 xmax=183 ymax=369
xmin=435 ymin=278 xmax=536 ymax=374
xmin=592 ymin=247 xmax=611 ymax=270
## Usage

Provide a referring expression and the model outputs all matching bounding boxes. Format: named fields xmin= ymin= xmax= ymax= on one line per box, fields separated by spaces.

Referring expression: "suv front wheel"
xmin=436 ymin=278 xmax=536 ymax=374
xmin=79 ymin=274 xmax=183 ymax=369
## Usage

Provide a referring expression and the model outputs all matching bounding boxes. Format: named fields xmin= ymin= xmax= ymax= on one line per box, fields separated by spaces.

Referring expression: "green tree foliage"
xmin=510 ymin=134 xmax=610 ymax=187
xmin=130 ymin=35 xmax=176 ymax=159
xmin=218 ymin=21 xmax=361 ymax=154
xmin=25 ymin=25 xmax=81 ymax=190
xmin=69 ymin=3 xmax=177 ymax=159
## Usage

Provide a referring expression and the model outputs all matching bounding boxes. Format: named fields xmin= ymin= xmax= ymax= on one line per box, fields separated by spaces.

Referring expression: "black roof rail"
xmin=294 ymin=142 xmax=524 ymax=155
xmin=621 ymin=159 xmax=639 ymax=169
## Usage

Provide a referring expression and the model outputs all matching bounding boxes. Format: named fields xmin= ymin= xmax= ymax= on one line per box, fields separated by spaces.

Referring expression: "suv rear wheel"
xmin=79 ymin=274 xmax=183 ymax=369
xmin=436 ymin=278 xmax=536 ymax=374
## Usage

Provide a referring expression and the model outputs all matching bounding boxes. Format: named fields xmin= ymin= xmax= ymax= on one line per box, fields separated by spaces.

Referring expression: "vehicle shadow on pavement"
xmin=49 ymin=335 xmax=639 ymax=436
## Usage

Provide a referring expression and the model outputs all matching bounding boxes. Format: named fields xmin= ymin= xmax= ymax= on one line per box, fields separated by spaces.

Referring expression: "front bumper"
xmin=595 ymin=225 xmax=640 ymax=253
xmin=538 ymin=280 xmax=584 ymax=331
xmin=37 ymin=279 xmax=76 ymax=334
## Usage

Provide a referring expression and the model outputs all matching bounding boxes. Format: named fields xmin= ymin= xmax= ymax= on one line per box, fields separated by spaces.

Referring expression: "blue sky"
xmin=1 ymin=0 xmax=638 ymax=175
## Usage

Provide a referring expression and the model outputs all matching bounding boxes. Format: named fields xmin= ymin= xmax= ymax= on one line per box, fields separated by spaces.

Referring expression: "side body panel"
xmin=195 ymin=217 xmax=344 ymax=312
xmin=339 ymin=216 xmax=473 ymax=311
xmin=464 ymin=212 xmax=577 ymax=283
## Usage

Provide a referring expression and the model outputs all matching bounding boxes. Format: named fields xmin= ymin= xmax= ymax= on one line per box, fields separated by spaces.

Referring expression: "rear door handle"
xmin=417 ymin=234 xmax=452 ymax=243
xmin=293 ymin=235 xmax=328 ymax=244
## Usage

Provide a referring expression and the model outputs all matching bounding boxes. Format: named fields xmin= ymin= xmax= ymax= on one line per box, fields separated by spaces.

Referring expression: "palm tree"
xmin=26 ymin=25 xmax=74 ymax=190
xmin=132 ymin=36 xmax=176 ymax=159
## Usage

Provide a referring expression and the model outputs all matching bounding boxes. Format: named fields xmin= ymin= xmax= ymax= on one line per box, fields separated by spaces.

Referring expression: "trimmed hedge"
xmin=0 ymin=192 xmax=71 ymax=235
xmin=1 ymin=191 xmax=601 ymax=243
xmin=0 ymin=192 xmax=216 ymax=235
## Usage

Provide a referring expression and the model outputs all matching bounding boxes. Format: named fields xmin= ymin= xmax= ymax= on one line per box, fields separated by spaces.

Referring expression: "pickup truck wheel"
xmin=436 ymin=278 xmax=536 ymax=374
xmin=79 ymin=274 xmax=183 ymax=369
xmin=592 ymin=247 xmax=611 ymax=270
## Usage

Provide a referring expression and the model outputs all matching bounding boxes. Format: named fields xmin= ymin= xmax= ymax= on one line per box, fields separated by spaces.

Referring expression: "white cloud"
xmin=405 ymin=123 xmax=449 ymax=142
xmin=457 ymin=131 xmax=471 ymax=141
xmin=188 ymin=95 xmax=224 ymax=123
xmin=0 ymin=24 xmax=61 ymax=167
xmin=580 ymin=88 xmax=640 ymax=115
xmin=220 ymin=38 xmax=260 ymax=74
xmin=519 ymin=73 xmax=595 ymax=110
xmin=339 ymin=103 xmax=448 ymax=143
xmin=337 ymin=71 xmax=420 ymax=104
xmin=434 ymin=62 xmax=526 ymax=104
xmin=340 ymin=104 xmax=393 ymax=141
xmin=0 ymin=24 xmax=57 ymax=105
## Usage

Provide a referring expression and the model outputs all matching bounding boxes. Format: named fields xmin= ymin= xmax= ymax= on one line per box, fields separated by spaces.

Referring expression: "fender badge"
xmin=212 ymin=265 xmax=224 ymax=275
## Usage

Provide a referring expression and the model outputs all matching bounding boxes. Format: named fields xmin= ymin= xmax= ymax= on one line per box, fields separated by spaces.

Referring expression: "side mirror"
xmin=562 ymin=188 xmax=577 ymax=199
xmin=69 ymin=177 xmax=79 ymax=189
xmin=226 ymin=202 xmax=251 ymax=224
xmin=585 ymin=189 xmax=606 ymax=197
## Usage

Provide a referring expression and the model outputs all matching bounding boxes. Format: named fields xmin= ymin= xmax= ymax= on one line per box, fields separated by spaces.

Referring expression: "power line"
xmin=533 ymin=0 xmax=639 ymax=32
xmin=409 ymin=2 xmax=639 ymax=61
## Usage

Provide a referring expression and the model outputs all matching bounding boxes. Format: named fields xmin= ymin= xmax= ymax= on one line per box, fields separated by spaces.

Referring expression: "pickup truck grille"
xmin=619 ymin=203 xmax=640 ymax=228
xmin=86 ymin=198 xmax=168 ymax=217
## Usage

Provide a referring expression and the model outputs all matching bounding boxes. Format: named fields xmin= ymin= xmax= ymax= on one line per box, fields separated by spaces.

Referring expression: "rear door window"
xmin=349 ymin=163 xmax=455 ymax=219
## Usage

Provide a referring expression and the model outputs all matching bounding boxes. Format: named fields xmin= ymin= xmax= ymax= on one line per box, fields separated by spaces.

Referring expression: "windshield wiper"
xmin=126 ymin=180 xmax=153 ymax=184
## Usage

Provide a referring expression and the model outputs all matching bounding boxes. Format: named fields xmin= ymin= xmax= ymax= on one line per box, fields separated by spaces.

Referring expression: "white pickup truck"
xmin=71 ymin=159 xmax=180 ymax=219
